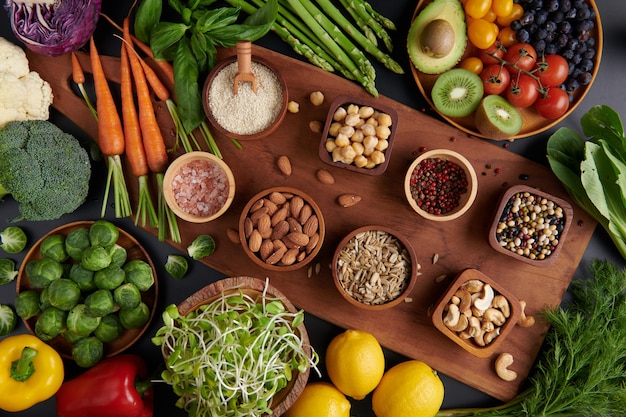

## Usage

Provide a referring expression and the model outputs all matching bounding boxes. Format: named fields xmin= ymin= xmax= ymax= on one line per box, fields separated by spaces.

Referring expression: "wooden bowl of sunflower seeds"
xmin=332 ymin=225 xmax=419 ymax=310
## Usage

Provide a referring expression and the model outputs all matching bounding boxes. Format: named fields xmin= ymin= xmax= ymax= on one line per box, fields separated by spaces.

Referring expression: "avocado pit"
xmin=421 ymin=19 xmax=455 ymax=58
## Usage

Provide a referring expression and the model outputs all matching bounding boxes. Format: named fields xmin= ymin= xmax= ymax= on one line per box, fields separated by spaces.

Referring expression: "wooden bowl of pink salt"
xmin=163 ymin=152 xmax=235 ymax=223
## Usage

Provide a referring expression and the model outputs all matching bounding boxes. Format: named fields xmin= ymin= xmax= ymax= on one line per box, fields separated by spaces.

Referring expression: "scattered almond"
xmin=337 ymin=194 xmax=362 ymax=207
xmin=277 ymin=155 xmax=292 ymax=176
xmin=226 ymin=228 xmax=240 ymax=244
xmin=316 ymin=169 xmax=335 ymax=185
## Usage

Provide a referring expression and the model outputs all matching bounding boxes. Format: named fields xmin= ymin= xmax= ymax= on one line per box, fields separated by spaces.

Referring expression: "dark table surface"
xmin=1 ymin=1 xmax=625 ymax=416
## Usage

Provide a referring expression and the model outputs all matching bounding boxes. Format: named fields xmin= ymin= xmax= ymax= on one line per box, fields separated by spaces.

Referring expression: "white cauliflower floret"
xmin=0 ymin=37 xmax=53 ymax=128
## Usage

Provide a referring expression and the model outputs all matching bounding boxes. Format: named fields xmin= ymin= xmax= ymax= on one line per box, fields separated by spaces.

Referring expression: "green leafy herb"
xmin=134 ymin=0 xmax=278 ymax=132
xmin=436 ymin=259 xmax=626 ymax=417
xmin=547 ymin=105 xmax=626 ymax=259
xmin=152 ymin=283 xmax=319 ymax=416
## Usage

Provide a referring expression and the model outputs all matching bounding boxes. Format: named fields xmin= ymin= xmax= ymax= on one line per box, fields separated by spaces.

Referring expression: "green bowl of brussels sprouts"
xmin=15 ymin=220 xmax=158 ymax=367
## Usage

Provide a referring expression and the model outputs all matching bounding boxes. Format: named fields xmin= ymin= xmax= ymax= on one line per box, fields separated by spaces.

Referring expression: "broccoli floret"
xmin=0 ymin=120 xmax=91 ymax=221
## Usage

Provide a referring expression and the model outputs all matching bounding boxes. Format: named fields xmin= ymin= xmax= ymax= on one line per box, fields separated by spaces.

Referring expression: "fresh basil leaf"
xmin=244 ymin=0 xmax=278 ymax=27
xmin=174 ymin=38 xmax=206 ymax=132
xmin=194 ymin=7 xmax=240 ymax=32
xmin=168 ymin=0 xmax=185 ymax=15
xmin=190 ymin=30 xmax=211 ymax=73
xmin=151 ymin=22 xmax=189 ymax=60
xmin=208 ymin=22 xmax=274 ymax=47
xmin=134 ymin=0 xmax=162 ymax=43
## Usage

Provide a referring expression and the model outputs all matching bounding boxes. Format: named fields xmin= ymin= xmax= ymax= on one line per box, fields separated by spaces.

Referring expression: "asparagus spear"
xmin=284 ymin=0 xmax=377 ymax=96
xmin=337 ymin=0 xmax=379 ymax=47
xmin=317 ymin=0 xmax=403 ymax=74
xmin=359 ymin=0 xmax=397 ymax=31
xmin=297 ymin=0 xmax=376 ymax=81
xmin=342 ymin=0 xmax=394 ymax=52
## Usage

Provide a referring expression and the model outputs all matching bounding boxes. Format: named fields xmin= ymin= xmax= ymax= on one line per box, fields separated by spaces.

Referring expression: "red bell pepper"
xmin=56 ymin=354 xmax=153 ymax=417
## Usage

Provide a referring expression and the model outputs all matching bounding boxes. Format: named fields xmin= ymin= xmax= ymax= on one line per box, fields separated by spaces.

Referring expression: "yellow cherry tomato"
xmin=492 ymin=0 xmax=514 ymax=17
xmin=464 ymin=0 xmax=493 ymax=19
xmin=497 ymin=26 xmax=518 ymax=47
xmin=496 ymin=3 xmax=524 ymax=26
xmin=459 ymin=56 xmax=484 ymax=74
xmin=468 ymin=18 xmax=499 ymax=49
xmin=483 ymin=8 xmax=497 ymax=23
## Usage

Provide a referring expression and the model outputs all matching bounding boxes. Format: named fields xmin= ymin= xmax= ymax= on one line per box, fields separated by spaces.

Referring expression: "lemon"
xmin=372 ymin=360 xmax=444 ymax=417
xmin=284 ymin=382 xmax=351 ymax=417
xmin=325 ymin=329 xmax=385 ymax=400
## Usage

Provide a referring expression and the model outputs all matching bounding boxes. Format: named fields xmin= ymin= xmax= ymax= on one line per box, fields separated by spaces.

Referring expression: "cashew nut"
xmin=492 ymin=295 xmax=511 ymax=318
xmin=483 ymin=307 xmax=506 ymax=326
xmin=454 ymin=289 xmax=472 ymax=313
xmin=443 ymin=304 xmax=461 ymax=328
xmin=473 ymin=284 xmax=495 ymax=311
xmin=518 ymin=300 xmax=536 ymax=328
xmin=483 ymin=328 xmax=500 ymax=345
xmin=461 ymin=279 xmax=484 ymax=293
xmin=495 ymin=353 xmax=518 ymax=381
xmin=467 ymin=316 xmax=482 ymax=338
xmin=449 ymin=314 xmax=469 ymax=332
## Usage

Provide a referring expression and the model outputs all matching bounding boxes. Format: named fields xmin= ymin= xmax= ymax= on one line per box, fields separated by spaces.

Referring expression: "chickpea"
xmin=363 ymin=135 xmax=378 ymax=150
xmin=310 ymin=91 xmax=324 ymax=106
xmin=365 ymin=159 xmax=377 ymax=169
xmin=370 ymin=150 xmax=385 ymax=165
xmin=325 ymin=139 xmax=337 ymax=153
xmin=331 ymin=147 xmax=343 ymax=162
xmin=309 ymin=120 xmax=322 ymax=133
xmin=333 ymin=107 xmax=347 ymax=122
xmin=358 ymin=105 xmax=375 ymax=119
xmin=365 ymin=117 xmax=378 ymax=126
xmin=354 ymin=154 xmax=368 ymax=168
xmin=340 ymin=145 xmax=356 ymax=160
xmin=378 ymin=113 xmax=393 ymax=127
xmin=351 ymin=142 xmax=365 ymax=155
xmin=287 ymin=100 xmax=300 ymax=113
xmin=338 ymin=125 xmax=355 ymax=137
xmin=347 ymin=104 xmax=359 ymax=114
xmin=328 ymin=121 xmax=342 ymax=136
xmin=344 ymin=113 xmax=361 ymax=127
xmin=351 ymin=129 xmax=364 ymax=143
xmin=360 ymin=123 xmax=376 ymax=137
xmin=334 ymin=133 xmax=351 ymax=148
xmin=375 ymin=139 xmax=389 ymax=151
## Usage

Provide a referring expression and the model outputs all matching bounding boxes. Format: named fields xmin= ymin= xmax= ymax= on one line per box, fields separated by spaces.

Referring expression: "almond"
xmin=266 ymin=246 xmax=288 ymax=265
xmin=286 ymin=232 xmax=310 ymax=247
xmin=249 ymin=206 xmax=269 ymax=224
xmin=305 ymin=232 xmax=320 ymax=253
xmin=271 ymin=206 xmax=289 ymax=226
xmin=280 ymin=248 xmax=300 ymax=266
xmin=303 ymin=215 xmax=319 ymax=237
xmin=259 ymin=239 xmax=274 ymax=261
xmin=248 ymin=230 xmax=262 ymax=252
xmin=257 ymin=214 xmax=272 ymax=238
xmin=289 ymin=195 xmax=304 ymax=218
xmin=337 ymin=194 xmax=362 ymax=207
xmin=262 ymin=198 xmax=278 ymax=215
xmin=287 ymin=217 xmax=303 ymax=233
xmin=298 ymin=204 xmax=313 ymax=224
xmin=277 ymin=155 xmax=292 ymax=176
xmin=316 ymin=169 xmax=335 ymax=185
xmin=269 ymin=191 xmax=287 ymax=205
xmin=226 ymin=228 xmax=240 ymax=244
xmin=243 ymin=217 xmax=254 ymax=238
xmin=270 ymin=220 xmax=290 ymax=240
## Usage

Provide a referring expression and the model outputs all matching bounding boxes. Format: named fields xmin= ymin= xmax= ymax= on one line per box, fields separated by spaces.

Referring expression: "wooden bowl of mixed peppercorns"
xmin=404 ymin=149 xmax=478 ymax=221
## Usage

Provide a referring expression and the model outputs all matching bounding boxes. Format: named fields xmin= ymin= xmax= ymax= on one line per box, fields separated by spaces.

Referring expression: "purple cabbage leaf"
xmin=6 ymin=0 xmax=102 ymax=56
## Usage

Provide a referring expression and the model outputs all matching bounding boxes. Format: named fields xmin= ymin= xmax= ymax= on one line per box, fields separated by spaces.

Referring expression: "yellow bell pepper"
xmin=0 ymin=334 xmax=64 ymax=412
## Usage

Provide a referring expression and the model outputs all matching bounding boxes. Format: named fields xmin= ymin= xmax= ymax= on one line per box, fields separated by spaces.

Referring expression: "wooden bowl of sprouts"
xmin=153 ymin=276 xmax=316 ymax=417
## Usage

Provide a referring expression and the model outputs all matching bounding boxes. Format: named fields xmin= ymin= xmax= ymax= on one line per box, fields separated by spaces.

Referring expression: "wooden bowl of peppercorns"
xmin=404 ymin=149 xmax=478 ymax=221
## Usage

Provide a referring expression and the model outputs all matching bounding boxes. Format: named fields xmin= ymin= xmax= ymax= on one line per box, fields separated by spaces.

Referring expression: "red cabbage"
xmin=6 ymin=0 xmax=102 ymax=56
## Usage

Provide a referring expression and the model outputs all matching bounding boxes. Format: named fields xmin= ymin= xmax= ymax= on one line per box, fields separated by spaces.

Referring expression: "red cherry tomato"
xmin=478 ymin=42 xmax=505 ymax=65
xmin=480 ymin=64 xmax=511 ymax=95
xmin=536 ymin=54 xmax=569 ymax=87
xmin=535 ymin=87 xmax=570 ymax=119
xmin=506 ymin=74 xmax=539 ymax=108
xmin=504 ymin=43 xmax=537 ymax=72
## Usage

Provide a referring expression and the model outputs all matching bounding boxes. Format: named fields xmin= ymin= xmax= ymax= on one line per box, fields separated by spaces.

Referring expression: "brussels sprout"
xmin=165 ymin=254 xmax=188 ymax=279
xmin=119 ymin=302 xmax=150 ymax=329
xmin=89 ymin=220 xmax=119 ymax=247
xmin=0 ymin=304 xmax=16 ymax=336
xmin=0 ymin=226 xmax=27 ymax=254
xmin=26 ymin=257 xmax=64 ymax=288
xmin=66 ymin=304 xmax=101 ymax=337
xmin=123 ymin=259 xmax=154 ymax=291
xmin=106 ymin=243 xmax=127 ymax=267
xmin=15 ymin=290 xmax=41 ymax=320
xmin=47 ymin=278 xmax=81 ymax=311
xmin=63 ymin=329 xmax=86 ymax=344
xmin=81 ymin=246 xmax=112 ymax=271
xmin=187 ymin=234 xmax=216 ymax=260
xmin=94 ymin=313 xmax=123 ymax=343
xmin=39 ymin=287 xmax=50 ymax=310
xmin=0 ymin=258 xmax=18 ymax=285
xmin=68 ymin=263 xmax=97 ymax=291
xmin=85 ymin=289 xmax=114 ymax=317
xmin=39 ymin=233 xmax=68 ymax=262
xmin=94 ymin=264 xmax=126 ymax=290
xmin=113 ymin=283 xmax=141 ymax=310
xmin=72 ymin=336 xmax=104 ymax=368
xmin=65 ymin=227 xmax=91 ymax=261
xmin=35 ymin=306 xmax=67 ymax=339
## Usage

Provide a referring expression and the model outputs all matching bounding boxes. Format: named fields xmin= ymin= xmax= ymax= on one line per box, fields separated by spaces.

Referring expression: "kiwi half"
xmin=474 ymin=95 xmax=523 ymax=140
xmin=431 ymin=68 xmax=483 ymax=118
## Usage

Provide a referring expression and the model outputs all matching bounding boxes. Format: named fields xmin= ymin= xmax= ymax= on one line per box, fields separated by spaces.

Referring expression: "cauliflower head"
xmin=0 ymin=37 xmax=53 ymax=128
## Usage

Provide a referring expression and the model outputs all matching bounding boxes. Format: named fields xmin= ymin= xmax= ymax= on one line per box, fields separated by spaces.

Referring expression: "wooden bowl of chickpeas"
xmin=318 ymin=95 xmax=398 ymax=176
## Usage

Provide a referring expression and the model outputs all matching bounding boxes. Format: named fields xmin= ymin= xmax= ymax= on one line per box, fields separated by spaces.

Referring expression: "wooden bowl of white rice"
xmin=202 ymin=55 xmax=288 ymax=141
xmin=163 ymin=152 xmax=235 ymax=223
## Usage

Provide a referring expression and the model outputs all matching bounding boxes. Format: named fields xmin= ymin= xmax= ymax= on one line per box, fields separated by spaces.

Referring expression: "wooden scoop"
xmin=233 ymin=40 xmax=257 ymax=95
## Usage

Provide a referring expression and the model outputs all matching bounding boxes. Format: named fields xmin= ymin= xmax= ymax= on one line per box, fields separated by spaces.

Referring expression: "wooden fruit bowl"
xmin=409 ymin=0 xmax=603 ymax=140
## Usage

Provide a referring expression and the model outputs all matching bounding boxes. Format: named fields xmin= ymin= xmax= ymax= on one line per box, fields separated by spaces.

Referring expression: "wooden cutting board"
xmin=27 ymin=45 xmax=596 ymax=402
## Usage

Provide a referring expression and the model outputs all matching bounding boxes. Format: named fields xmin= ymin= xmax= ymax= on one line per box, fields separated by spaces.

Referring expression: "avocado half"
xmin=408 ymin=0 xmax=467 ymax=75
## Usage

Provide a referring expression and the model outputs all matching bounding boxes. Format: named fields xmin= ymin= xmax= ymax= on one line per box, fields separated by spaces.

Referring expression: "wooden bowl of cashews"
xmin=431 ymin=268 xmax=522 ymax=358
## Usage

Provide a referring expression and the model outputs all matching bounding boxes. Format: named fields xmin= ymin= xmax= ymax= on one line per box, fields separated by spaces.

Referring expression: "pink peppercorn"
xmin=409 ymin=158 xmax=468 ymax=215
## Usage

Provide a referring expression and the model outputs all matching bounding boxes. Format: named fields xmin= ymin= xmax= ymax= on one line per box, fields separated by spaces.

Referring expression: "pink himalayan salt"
xmin=171 ymin=159 xmax=229 ymax=217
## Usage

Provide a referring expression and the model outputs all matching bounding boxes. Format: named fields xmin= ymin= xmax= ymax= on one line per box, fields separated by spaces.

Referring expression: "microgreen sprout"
xmin=152 ymin=280 xmax=319 ymax=417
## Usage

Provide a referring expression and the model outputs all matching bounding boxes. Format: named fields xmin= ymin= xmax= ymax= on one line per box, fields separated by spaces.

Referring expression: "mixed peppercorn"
xmin=409 ymin=157 xmax=469 ymax=215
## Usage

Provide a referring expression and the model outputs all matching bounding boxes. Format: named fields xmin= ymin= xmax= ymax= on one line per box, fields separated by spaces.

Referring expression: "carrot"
xmin=90 ymin=36 xmax=132 ymax=218
xmin=71 ymin=52 xmax=98 ymax=120
xmin=120 ymin=43 xmax=158 ymax=227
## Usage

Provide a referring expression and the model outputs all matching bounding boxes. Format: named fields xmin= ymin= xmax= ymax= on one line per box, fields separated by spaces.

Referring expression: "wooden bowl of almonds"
xmin=332 ymin=225 xmax=418 ymax=310
xmin=238 ymin=187 xmax=325 ymax=272
xmin=318 ymin=95 xmax=398 ymax=176
xmin=431 ymin=268 xmax=522 ymax=358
